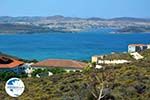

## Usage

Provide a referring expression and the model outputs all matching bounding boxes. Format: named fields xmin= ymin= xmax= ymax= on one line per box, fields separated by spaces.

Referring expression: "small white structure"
xmin=130 ymin=52 xmax=144 ymax=60
xmin=48 ymin=72 xmax=53 ymax=76
xmin=36 ymin=71 xmax=53 ymax=78
xmin=98 ymin=60 xmax=130 ymax=64
xmin=20 ymin=63 xmax=34 ymax=74
xmin=147 ymin=45 xmax=150 ymax=49
xmin=92 ymin=55 xmax=104 ymax=63
xmin=36 ymin=74 xmax=40 ymax=78
xmin=95 ymin=65 xmax=103 ymax=69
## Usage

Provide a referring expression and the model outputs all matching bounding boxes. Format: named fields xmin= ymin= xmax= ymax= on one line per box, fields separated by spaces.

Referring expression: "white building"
xmin=128 ymin=44 xmax=149 ymax=53
xmin=95 ymin=65 xmax=103 ymax=69
xmin=20 ymin=63 xmax=34 ymax=74
xmin=92 ymin=55 xmax=130 ymax=65
xmin=92 ymin=55 xmax=104 ymax=63
xmin=98 ymin=60 xmax=130 ymax=64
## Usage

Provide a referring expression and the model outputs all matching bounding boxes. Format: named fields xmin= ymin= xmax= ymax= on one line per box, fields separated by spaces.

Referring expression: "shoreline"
xmin=1 ymin=30 xmax=150 ymax=35
xmin=110 ymin=31 xmax=150 ymax=34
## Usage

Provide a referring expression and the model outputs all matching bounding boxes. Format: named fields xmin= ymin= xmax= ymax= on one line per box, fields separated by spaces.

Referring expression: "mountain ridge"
xmin=0 ymin=15 xmax=150 ymax=22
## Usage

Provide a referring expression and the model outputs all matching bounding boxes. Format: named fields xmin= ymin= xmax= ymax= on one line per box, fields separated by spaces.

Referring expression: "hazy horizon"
xmin=0 ymin=0 xmax=150 ymax=18
xmin=0 ymin=15 xmax=149 ymax=19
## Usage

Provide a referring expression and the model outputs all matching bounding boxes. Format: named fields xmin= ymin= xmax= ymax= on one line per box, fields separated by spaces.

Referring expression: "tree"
xmin=87 ymin=73 xmax=105 ymax=100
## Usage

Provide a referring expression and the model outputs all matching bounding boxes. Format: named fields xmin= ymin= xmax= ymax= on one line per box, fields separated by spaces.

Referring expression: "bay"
xmin=0 ymin=29 xmax=150 ymax=60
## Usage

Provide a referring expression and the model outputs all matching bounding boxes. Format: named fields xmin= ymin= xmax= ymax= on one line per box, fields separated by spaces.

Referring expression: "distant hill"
xmin=109 ymin=17 xmax=150 ymax=22
xmin=0 ymin=16 xmax=150 ymax=33
xmin=0 ymin=16 xmax=150 ymax=22
xmin=86 ymin=17 xmax=106 ymax=21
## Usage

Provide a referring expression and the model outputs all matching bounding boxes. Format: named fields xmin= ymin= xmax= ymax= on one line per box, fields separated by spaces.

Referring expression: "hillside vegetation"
xmin=0 ymin=50 xmax=150 ymax=100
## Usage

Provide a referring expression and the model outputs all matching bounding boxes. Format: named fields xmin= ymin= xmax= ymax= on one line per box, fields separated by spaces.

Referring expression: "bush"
xmin=0 ymin=71 xmax=27 ymax=81
xmin=31 ymin=69 xmax=48 ymax=77
xmin=48 ymin=68 xmax=66 ymax=74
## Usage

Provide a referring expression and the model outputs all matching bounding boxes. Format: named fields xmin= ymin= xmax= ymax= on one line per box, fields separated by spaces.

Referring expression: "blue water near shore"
xmin=0 ymin=29 xmax=150 ymax=60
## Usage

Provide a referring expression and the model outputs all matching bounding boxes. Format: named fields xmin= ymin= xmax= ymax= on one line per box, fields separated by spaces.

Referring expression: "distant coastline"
xmin=0 ymin=16 xmax=150 ymax=34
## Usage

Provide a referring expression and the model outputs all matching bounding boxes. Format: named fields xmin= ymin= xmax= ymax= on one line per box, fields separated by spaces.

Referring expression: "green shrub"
xmin=49 ymin=68 xmax=66 ymax=74
xmin=0 ymin=72 xmax=27 ymax=81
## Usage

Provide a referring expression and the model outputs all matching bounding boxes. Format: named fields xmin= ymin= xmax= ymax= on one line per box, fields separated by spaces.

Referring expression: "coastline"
xmin=1 ymin=30 xmax=150 ymax=35
xmin=1 ymin=30 xmax=150 ymax=61
xmin=110 ymin=31 xmax=150 ymax=34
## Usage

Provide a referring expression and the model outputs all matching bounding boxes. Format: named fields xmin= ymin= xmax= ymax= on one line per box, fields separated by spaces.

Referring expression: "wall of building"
xmin=128 ymin=46 xmax=136 ymax=53
xmin=92 ymin=56 xmax=98 ymax=63
xmin=147 ymin=45 xmax=150 ymax=49
xmin=128 ymin=45 xmax=149 ymax=53
xmin=98 ymin=60 xmax=129 ymax=64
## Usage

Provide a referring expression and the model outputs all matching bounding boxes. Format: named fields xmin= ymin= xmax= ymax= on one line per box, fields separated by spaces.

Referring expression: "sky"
xmin=0 ymin=0 xmax=150 ymax=18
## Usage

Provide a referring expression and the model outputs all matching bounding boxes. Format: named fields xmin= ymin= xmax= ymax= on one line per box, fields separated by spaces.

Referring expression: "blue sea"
xmin=0 ymin=29 xmax=150 ymax=60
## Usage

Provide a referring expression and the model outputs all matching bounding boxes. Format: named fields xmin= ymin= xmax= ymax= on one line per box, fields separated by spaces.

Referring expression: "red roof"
xmin=32 ymin=59 xmax=87 ymax=69
xmin=0 ymin=56 xmax=24 ymax=68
